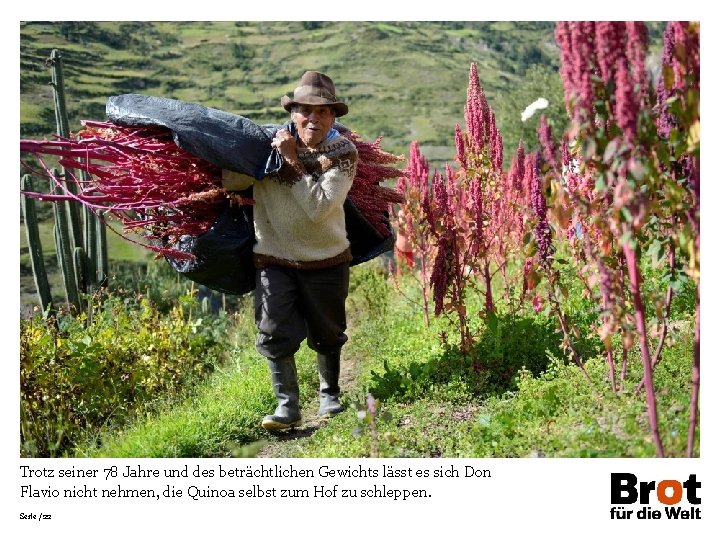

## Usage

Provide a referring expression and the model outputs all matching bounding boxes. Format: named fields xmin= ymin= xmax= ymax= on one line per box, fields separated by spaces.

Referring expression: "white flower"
xmin=521 ymin=97 xmax=550 ymax=122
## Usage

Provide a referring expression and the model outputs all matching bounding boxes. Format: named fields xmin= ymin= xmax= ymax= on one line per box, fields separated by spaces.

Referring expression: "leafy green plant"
xmin=472 ymin=313 xmax=573 ymax=390
xmin=367 ymin=347 xmax=488 ymax=403
xmin=366 ymin=311 xmax=571 ymax=403
xmin=348 ymin=261 xmax=391 ymax=319
xmin=453 ymin=326 xmax=697 ymax=458
xmin=20 ymin=290 xmax=230 ymax=457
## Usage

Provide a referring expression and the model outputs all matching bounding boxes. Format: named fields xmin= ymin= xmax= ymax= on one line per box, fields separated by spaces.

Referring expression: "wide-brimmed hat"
xmin=280 ymin=71 xmax=348 ymax=117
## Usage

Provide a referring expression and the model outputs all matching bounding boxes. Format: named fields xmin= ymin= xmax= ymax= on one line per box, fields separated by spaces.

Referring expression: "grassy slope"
xmin=20 ymin=21 xmax=561 ymax=165
xmin=78 ymin=261 xmax=697 ymax=458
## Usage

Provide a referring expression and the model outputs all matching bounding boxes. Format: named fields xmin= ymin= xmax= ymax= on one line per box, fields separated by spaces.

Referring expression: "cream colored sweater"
xmin=222 ymin=135 xmax=357 ymax=269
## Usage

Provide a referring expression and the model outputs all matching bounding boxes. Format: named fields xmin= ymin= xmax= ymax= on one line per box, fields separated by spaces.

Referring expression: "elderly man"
xmin=223 ymin=71 xmax=357 ymax=431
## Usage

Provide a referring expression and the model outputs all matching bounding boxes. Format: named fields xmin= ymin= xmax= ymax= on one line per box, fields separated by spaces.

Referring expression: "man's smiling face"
xmin=292 ymin=104 xmax=336 ymax=148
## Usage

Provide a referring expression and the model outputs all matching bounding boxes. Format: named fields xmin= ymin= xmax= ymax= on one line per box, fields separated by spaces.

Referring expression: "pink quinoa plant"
xmin=22 ymin=122 xmax=405 ymax=259
xmin=552 ymin=20 xmax=700 ymax=457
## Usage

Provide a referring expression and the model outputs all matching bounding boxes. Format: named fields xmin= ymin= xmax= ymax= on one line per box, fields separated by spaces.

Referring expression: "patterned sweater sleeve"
xmin=289 ymin=143 xmax=357 ymax=224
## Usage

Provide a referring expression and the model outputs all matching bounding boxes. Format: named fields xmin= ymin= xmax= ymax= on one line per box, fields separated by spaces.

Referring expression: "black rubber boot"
xmin=317 ymin=351 xmax=344 ymax=416
xmin=261 ymin=356 xmax=302 ymax=431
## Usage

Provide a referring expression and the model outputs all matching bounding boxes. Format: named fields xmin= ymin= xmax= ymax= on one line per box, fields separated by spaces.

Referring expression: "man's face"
xmin=292 ymin=104 xmax=336 ymax=148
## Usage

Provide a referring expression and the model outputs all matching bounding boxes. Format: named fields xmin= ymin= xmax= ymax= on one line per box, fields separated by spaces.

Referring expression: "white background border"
xmin=5 ymin=3 xmax=716 ymax=538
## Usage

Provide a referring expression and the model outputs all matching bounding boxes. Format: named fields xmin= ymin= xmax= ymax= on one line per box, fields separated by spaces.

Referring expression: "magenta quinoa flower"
xmin=570 ymin=21 xmax=597 ymax=121
xmin=465 ymin=63 xmax=485 ymax=152
xmin=528 ymin=152 xmax=553 ymax=265
xmin=454 ymin=123 xmax=467 ymax=169
xmin=625 ymin=21 xmax=649 ymax=103
xmin=615 ymin=58 xmax=639 ymax=143
xmin=537 ymin=115 xmax=556 ymax=168
xmin=555 ymin=22 xmax=575 ymax=115
xmin=595 ymin=21 xmax=625 ymax=84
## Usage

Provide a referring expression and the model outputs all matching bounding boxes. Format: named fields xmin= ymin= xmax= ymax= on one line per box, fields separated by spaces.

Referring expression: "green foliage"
xmin=20 ymin=21 xmax=561 ymax=166
xmin=454 ymin=329 xmax=697 ymax=457
xmin=366 ymin=345 xmax=489 ymax=405
xmin=20 ymin=291 xmax=230 ymax=457
xmin=640 ymin=251 xmax=697 ymax=320
xmin=472 ymin=314 xmax=565 ymax=389
xmin=364 ymin=311 xmax=573 ymax=404
xmin=669 ymin=278 xmax=697 ymax=319
xmin=495 ymin=63 xmax=567 ymax=157
xmin=348 ymin=260 xmax=391 ymax=320
xmin=293 ymin=327 xmax=696 ymax=458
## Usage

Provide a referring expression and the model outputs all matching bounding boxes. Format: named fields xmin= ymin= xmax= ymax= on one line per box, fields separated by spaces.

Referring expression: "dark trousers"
xmin=254 ymin=263 xmax=350 ymax=359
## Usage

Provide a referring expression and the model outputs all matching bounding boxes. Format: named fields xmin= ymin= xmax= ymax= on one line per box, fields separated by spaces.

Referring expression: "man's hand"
xmin=271 ymin=129 xmax=298 ymax=162
xmin=272 ymin=128 xmax=306 ymax=177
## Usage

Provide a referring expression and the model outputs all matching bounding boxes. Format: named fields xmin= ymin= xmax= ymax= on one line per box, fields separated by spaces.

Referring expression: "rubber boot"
xmin=317 ymin=351 xmax=344 ymax=416
xmin=261 ymin=356 xmax=302 ymax=431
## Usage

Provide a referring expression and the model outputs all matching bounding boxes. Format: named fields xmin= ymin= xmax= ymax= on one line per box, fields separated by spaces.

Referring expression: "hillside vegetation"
xmin=21 ymin=21 xmax=566 ymax=166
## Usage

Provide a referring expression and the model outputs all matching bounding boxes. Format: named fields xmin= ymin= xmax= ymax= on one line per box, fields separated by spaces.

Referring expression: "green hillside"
xmin=19 ymin=21 xmax=667 ymax=310
xmin=20 ymin=21 xmax=565 ymax=167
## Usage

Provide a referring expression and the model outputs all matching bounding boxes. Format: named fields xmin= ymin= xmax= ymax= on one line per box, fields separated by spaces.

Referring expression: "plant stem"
xmin=619 ymin=347 xmax=629 ymax=391
xmin=605 ymin=345 xmax=617 ymax=393
xmin=686 ymin=282 xmax=699 ymax=457
xmin=419 ymin=239 xmax=431 ymax=327
xmin=623 ymin=242 xmax=664 ymax=457
xmin=482 ymin=260 xmax=495 ymax=314
xmin=547 ymin=275 xmax=600 ymax=395
xmin=635 ymin=243 xmax=675 ymax=394
xmin=686 ymin=157 xmax=700 ymax=458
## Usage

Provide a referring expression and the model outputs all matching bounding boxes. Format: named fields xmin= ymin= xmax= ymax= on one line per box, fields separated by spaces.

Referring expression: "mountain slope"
xmin=20 ymin=21 xmax=562 ymax=166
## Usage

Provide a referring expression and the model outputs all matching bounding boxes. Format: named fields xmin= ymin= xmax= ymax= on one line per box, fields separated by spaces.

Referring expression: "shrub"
xmin=472 ymin=313 xmax=565 ymax=391
xmin=20 ymin=292 xmax=230 ymax=457
xmin=348 ymin=260 xmax=391 ymax=320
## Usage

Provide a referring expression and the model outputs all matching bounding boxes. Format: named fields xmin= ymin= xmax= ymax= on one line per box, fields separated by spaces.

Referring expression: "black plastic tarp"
xmin=106 ymin=93 xmax=282 ymax=178
xmin=106 ymin=94 xmax=394 ymax=295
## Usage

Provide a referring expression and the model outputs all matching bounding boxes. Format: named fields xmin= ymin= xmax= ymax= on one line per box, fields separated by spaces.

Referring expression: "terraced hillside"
xmin=20 ymin=21 xmax=565 ymax=165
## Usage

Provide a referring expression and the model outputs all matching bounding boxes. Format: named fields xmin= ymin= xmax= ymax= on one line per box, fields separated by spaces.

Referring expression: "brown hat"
xmin=281 ymin=71 xmax=348 ymax=117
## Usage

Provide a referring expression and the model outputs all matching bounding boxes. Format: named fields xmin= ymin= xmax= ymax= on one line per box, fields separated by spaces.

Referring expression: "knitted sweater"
xmin=223 ymin=135 xmax=357 ymax=269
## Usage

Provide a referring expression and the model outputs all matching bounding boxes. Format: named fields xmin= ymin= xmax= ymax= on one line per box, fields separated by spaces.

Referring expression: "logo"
xmin=609 ymin=473 xmax=701 ymax=520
